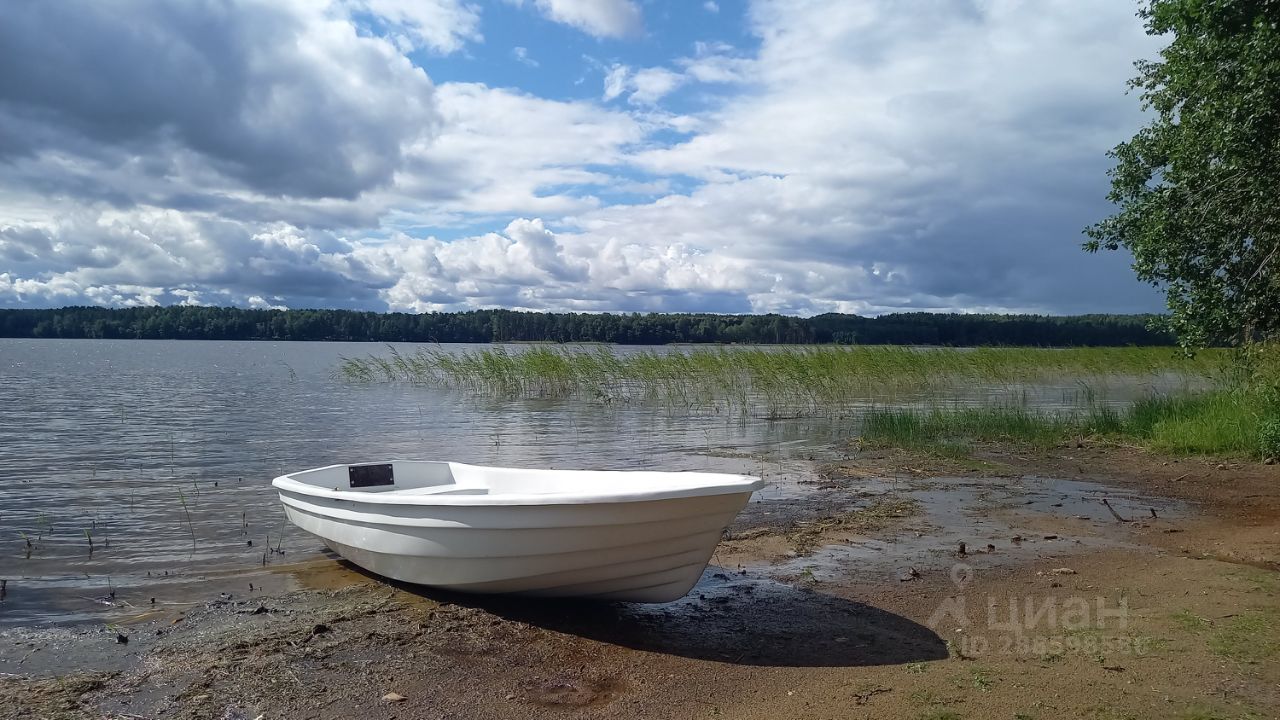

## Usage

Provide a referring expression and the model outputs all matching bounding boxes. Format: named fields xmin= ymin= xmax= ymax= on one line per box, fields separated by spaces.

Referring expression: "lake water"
xmin=1 ymin=340 xmax=855 ymax=625
xmin=0 ymin=339 xmax=1186 ymax=626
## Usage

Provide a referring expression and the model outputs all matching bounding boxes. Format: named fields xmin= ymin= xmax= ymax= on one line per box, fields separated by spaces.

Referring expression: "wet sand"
xmin=2 ymin=444 xmax=1278 ymax=719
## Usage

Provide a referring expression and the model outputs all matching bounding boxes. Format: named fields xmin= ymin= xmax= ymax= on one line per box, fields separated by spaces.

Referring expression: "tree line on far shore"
xmin=0 ymin=306 xmax=1178 ymax=346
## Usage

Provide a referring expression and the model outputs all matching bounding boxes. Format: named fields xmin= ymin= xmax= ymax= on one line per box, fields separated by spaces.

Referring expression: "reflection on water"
xmin=0 ymin=339 xmax=1194 ymax=626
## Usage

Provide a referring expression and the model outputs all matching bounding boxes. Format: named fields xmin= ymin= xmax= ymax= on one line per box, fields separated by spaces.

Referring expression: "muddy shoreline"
xmin=3 ymin=443 xmax=1278 ymax=719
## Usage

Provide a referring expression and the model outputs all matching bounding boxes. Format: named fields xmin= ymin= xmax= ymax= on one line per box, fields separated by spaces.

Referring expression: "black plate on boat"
xmin=349 ymin=463 xmax=394 ymax=488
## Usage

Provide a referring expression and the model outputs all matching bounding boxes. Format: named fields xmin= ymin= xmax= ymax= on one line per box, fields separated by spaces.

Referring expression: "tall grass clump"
xmin=1260 ymin=418 xmax=1280 ymax=459
xmin=337 ymin=344 xmax=1226 ymax=417
xmin=1133 ymin=343 xmax=1280 ymax=456
xmin=1125 ymin=394 xmax=1260 ymax=454
xmin=863 ymin=406 xmax=1080 ymax=450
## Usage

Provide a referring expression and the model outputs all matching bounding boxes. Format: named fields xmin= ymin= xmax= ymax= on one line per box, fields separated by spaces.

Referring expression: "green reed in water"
xmin=178 ymin=491 xmax=196 ymax=544
xmin=337 ymin=345 xmax=1226 ymax=418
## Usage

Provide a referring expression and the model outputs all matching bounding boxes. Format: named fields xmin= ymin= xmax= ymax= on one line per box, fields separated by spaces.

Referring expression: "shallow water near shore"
xmin=0 ymin=339 xmax=1200 ymax=627
xmin=0 ymin=455 xmax=1200 ymax=692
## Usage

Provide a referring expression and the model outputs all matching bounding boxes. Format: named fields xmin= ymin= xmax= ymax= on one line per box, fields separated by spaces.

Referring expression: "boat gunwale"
xmin=272 ymin=461 xmax=767 ymax=507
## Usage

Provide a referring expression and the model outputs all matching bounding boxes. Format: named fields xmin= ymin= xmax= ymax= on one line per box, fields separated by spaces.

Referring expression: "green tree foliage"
xmin=1086 ymin=0 xmax=1280 ymax=347
xmin=0 ymin=306 xmax=1175 ymax=346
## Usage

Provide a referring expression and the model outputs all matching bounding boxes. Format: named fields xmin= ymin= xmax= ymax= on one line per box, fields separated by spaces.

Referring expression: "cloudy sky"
xmin=0 ymin=0 xmax=1165 ymax=315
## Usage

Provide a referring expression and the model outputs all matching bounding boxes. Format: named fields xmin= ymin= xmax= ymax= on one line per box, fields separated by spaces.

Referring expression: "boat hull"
xmin=276 ymin=474 xmax=756 ymax=603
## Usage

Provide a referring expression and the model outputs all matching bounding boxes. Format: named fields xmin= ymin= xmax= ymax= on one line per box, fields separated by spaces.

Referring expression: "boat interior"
xmin=281 ymin=461 xmax=755 ymax=498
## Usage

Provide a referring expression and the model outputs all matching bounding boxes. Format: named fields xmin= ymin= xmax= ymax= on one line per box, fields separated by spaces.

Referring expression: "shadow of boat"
xmin=332 ymin=557 xmax=947 ymax=668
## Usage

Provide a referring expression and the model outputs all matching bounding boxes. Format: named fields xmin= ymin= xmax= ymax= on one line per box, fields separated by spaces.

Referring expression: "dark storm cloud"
xmin=0 ymin=0 xmax=437 ymax=200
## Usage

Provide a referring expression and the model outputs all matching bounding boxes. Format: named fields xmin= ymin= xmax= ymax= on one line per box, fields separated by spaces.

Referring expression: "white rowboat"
xmin=272 ymin=461 xmax=766 ymax=602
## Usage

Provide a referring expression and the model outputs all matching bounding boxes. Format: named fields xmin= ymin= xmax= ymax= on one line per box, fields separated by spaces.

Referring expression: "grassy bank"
xmin=338 ymin=345 xmax=1226 ymax=416
xmin=864 ymin=389 xmax=1278 ymax=458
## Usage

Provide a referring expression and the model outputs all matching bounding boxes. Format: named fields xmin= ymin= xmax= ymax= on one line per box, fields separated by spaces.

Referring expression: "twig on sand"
xmin=1100 ymin=498 xmax=1131 ymax=523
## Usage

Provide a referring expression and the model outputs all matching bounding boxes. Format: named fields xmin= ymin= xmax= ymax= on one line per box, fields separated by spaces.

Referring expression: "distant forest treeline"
xmin=0 ymin=306 xmax=1176 ymax=346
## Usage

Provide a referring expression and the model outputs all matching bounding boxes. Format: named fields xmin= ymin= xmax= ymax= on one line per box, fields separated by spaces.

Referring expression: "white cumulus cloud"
xmin=345 ymin=0 xmax=482 ymax=54
xmin=509 ymin=0 xmax=642 ymax=39
xmin=600 ymin=65 xmax=685 ymax=105
xmin=602 ymin=65 xmax=631 ymax=101
xmin=511 ymin=46 xmax=539 ymax=67
xmin=628 ymin=67 xmax=686 ymax=105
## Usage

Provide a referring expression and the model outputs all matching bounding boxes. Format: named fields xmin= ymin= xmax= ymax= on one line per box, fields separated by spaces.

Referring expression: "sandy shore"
xmin=2 ymin=444 xmax=1278 ymax=719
